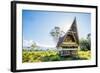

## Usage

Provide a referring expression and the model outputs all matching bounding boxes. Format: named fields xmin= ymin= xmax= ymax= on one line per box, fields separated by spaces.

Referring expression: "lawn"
xmin=22 ymin=50 xmax=91 ymax=63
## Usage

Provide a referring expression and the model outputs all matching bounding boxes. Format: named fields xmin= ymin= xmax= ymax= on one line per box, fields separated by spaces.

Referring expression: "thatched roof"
xmin=56 ymin=17 xmax=79 ymax=47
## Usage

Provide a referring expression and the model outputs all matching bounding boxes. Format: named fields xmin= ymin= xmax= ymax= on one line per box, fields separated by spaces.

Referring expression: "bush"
xmin=22 ymin=50 xmax=91 ymax=63
xmin=79 ymin=39 xmax=90 ymax=51
xmin=78 ymin=50 xmax=91 ymax=59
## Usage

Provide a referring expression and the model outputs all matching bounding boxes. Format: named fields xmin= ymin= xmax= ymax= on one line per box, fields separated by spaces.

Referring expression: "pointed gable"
xmin=69 ymin=17 xmax=79 ymax=44
xmin=56 ymin=17 xmax=79 ymax=48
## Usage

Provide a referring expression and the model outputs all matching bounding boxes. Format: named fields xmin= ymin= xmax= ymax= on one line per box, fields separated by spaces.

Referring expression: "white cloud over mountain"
xmin=23 ymin=40 xmax=56 ymax=48
xmin=23 ymin=40 xmax=34 ymax=47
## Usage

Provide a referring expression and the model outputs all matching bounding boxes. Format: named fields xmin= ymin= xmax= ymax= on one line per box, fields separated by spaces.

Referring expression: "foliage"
xmin=50 ymin=26 xmax=65 ymax=43
xmin=79 ymin=39 xmax=90 ymax=51
xmin=22 ymin=50 xmax=91 ymax=63
xmin=78 ymin=50 xmax=91 ymax=59
xmin=87 ymin=33 xmax=91 ymax=50
xmin=79 ymin=33 xmax=91 ymax=51
xmin=31 ymin=42 xmax=37 ymax=51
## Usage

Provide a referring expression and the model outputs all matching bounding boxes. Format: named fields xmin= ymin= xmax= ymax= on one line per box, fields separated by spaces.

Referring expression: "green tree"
xmin=79 ymin=33 xmax=91 ymax=51
xmin=79 ymin=39 xmax=88 ymax=51
xmin=50 ymin=26 xmax=65 ymax=43
xmin=87 ymin=33 xmax=91 ymax=50
xmin=31 ymin=42 xmax=37 ymax=51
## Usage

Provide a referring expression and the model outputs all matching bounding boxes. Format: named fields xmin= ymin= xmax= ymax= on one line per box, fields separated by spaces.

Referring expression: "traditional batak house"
xmin=56 ymin=18 xmax=79 ymax=56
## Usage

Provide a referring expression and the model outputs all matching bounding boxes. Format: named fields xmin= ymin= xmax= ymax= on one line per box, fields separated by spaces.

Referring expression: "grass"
xmin=22 ymin=50 xmax=91 ymax=63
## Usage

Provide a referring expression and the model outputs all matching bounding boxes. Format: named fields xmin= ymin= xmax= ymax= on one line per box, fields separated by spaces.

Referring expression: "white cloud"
xmin=36 ymin=42 xmax=56 ymax=48
xmin=23 ymin=40 xmax=34 ymax=47
xmin=23 ymin=40 xmax=56 ymax=48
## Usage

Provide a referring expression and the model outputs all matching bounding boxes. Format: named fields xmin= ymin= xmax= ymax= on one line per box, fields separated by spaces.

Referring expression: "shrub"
xmin=22 ymin=50 xmax=91 ymax=63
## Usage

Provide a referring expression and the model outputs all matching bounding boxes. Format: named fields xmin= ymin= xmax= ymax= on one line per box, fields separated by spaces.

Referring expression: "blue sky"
xmin=22 ymin=10 xmax=91 ymax=47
